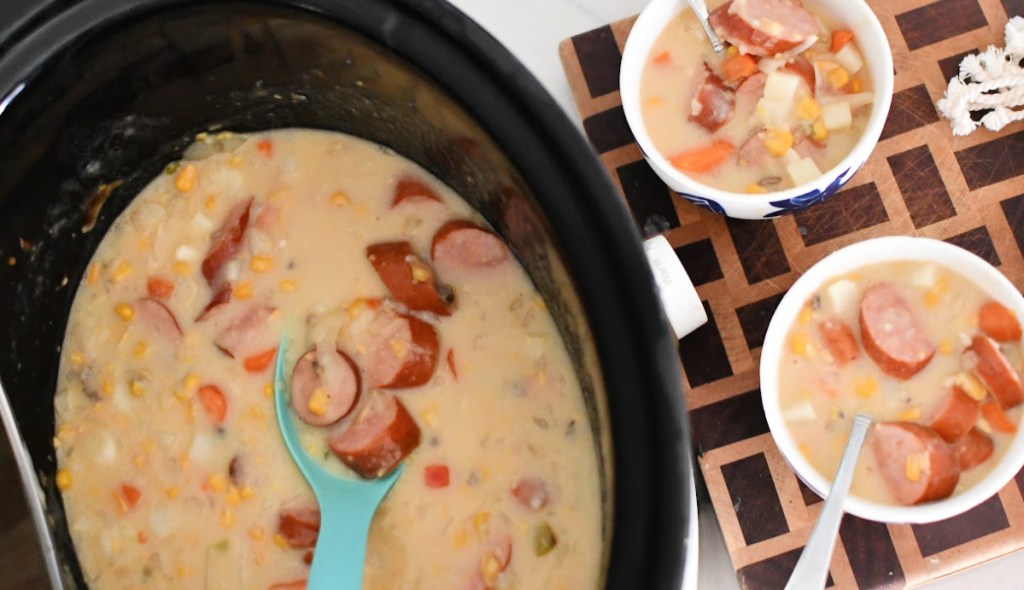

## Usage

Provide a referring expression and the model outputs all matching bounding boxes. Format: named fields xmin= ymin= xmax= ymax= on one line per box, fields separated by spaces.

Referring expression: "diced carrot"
xmin=198 ymin=385 xmax=228 ymax=425
xmin=720 ymin=54 xmax=758 ymax=83
xmin=424 ymin=464 xmax=450 ymax=488
xmin=121 ymin=484 xmax=142 ymax=509
xmin=653 ymin=50 xmax=672 ymax=66
xmin=669 ymin=140 xmax=735 ymax=174
xmin=981 ymin=401 xmax=1017 ymax=433
xmin=256 ymin=139 xmax=273 ymax=157
xmin=831 ymin=30 xmax=854 ymax=53
xmin=137 ymin=530 xmax=149 ymax=544
xmin=268 ymin=581 xmax=307 ymax=590
xmin=979 ymin=301 xmax=1022 ymax=342
xmin=447 ymin=349 xmax=458 ymax=381
xmin=147 ymin=276 xmax=175 ymax=300
xmin=243 ymin=348 xmax=277 ymax=373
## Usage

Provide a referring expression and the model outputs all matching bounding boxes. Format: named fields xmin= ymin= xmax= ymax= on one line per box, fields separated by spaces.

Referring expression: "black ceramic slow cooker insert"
xmin=0 ymin=1 xmax=693 ymax=588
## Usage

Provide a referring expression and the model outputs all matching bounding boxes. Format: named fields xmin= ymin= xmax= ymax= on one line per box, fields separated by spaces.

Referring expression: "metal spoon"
xmin=784 ymin=414 xmax=873 ymax=590
xmin=686 ymin=0 xmax=725 ymax=54
xmin=273 ymin=338 xmax=403 ymax=590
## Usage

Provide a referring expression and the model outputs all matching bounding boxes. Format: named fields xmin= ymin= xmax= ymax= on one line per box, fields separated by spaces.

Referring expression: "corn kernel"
xmin=263 ymin=382 xmax=274 ymax=399
xmin=330 ymin=191 xmax=350 ymax=206
xmin=101 ymin=378 xmax=114 ymax=398
xmin=227 ymin=486 xmax=241 ymax=506
xmin=172 ymin=261 xmax=190 ymax=276
xmin=897 ymin=407 xmax=921 ymax=421
xmin=220 ymin=508 xmax=235 ymax=528
xmin=745 ymin=183 xmax=767 ymax=194
xmin=828 ymin=66 xmax=850 ymax=90
xmin=797 ymin=97 xmax=821 ymax=120
xmin=166 ymin=486 xmax=180 ymax=499
xmin=175 ymin=164 xmax=197 ymax=193
xmin=812 ymin=119 xmax=829 ymax=142
xmin=56 ymin=468 xmax=73 ymax=491
xmin=452 ymin=527 xmax=470 ymax=549
xmin=110 ymin=260 xmax=133 ymax=282
xmin=472 ymin=512 xmax=492 ymax=539
xmin=240 ymin=486 xmax=255 ymax=500
xmin=307 ymin=388 xmax=329 ymax=416
xmin=850 ymin=76 xmax=863 ymax=93
xmin=68 ymin=352 xmax=84 ymax=367
xmin=410 ymin=263 xmax=431 ymax=283
xmin=130 ymin=380 xmax=146 ymax=398
xmin=184 ymin=375 xmax=200 ymax=391
xmin=273 ymin=534 xmax=288 ymax=549
xmin=854 ymin=377 xmax=877 ymax=400
xmin=132 ymin=341 xmax=149 ymax=359
xmin=938 ymin=339 xmax=954 ymax=355
xmin=234 ymin=280 xmax=253 ymax=300
xmin=249 ymin=526 xmax=265 ymax=541
xmin=726 ymin=45 xmax=739 ymax=56
xmin=86 ymin=263 xmax=101 ymax=286
xmin=389 ymin=338 xmax=409 ymax=359
xmin=229 ymin=155 xmax=244 ymax=168
xmin=905 ymin=453 xmax=928 ymax=482
xmin=762 ymin=128 xmax=794 ymax=157
xmin=798 ymin=306 xmax=813 ymax=325
xmin=115 ymin=303 xmax=136 ymax=321
xmin=481 ymin=554 xmax=501 ymax=584
xmin=646 ymin=97 xmax=664 ymax=107
xmin=790 ymin=332 xmax=810 ymax=357
xmin=279 ymin=280 xmax=296 ymax=293
xmin=923 ymin=291 xmax=941 ymax=309
xmin=798 ymin=442 xmax=812 ymax=459
xmin=955 ymin=372 xmax=987 ymax=401
xmin=133 ymin=453 xmax=147 ymax=468
xmin=421 ymin=406 xmax=439 ymax=428
xmin=204 ymin=196 xmax=217 ymax=212
xmin=208 ymin=473 xmax=228 ymax=492
xmin=250 ymin=256 xmax=273 ymax=273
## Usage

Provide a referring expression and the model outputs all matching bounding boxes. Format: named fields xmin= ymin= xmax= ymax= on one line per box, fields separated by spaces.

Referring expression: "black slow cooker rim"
xmin=0 ymin=1 xmax=693 ymax=588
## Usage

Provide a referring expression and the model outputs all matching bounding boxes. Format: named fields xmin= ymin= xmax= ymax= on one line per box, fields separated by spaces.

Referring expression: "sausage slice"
xmin=870 ymin=421 xmax=960 ymax=505
xmin=392 ymin=176 xmax=442 ymax=207
xmin=202 ymin=197 xmax=253 ymax=285
xmin=963 ymin=335 xmax=1024 ymax=408
xmin=209 ymin=303 xmax=278 ymax=359
xmin=817 ymin=316 xmax=859 ymax=366
xmin=709 ymin=0 xmax=820 ymax=57
xmin=859 ymin=283 xmax=935 ymax=379
xmin=290 ymin=348 xmax=361 ymax=426
xmin=359 ymin=307 xmax=440 ymax=389
xmin=689 ymin=63 xmax=735 ymax=133
xmin=135 ymin=298 xmax=183 ymax=340
xmin=953 ymin=428 xmax=995 ymax=470
xmin=366 ymin=242 xmax=454 ymax=316
xmin=979 ymin=301 xmax=1022 ymax=342
xmin=431 ymin=220 xmax=510 ymax=270
xmin=925 ymin=385 xmax=980 ymax=442
xmin=277 ymin=507 xmax=320 ymax=548
xmin=328 ymin=392 xmax=421 ymax=479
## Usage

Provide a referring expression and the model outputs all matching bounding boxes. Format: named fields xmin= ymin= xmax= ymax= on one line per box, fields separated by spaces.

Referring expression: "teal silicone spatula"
xmin=273 ymin=338 xmax=403 ymax=589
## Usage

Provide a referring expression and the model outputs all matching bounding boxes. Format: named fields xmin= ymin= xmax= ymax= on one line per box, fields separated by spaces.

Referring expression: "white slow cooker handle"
xmin=642 ymin=235 xmax=708 ymax=340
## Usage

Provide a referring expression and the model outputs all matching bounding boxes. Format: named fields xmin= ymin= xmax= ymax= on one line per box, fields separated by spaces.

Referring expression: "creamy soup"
xmin=779 ymin=262 xmax=1023 ymax=506
xmin=640 ymin=0 xmax=873 ymax=192
xmin=53 ymin=130 xmax=602 ymax=589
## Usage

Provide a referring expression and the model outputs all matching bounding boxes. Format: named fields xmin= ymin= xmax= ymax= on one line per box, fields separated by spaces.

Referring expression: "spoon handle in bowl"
xmin=685 ymin=0 xmax=725 ymax=54
xmin=784 ymin=414 xmax=872 ymax=590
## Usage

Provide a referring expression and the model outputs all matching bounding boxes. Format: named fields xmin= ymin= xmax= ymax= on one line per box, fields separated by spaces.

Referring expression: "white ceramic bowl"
xmin=620 ymin=0 xmax=895 ymax=220
xmin=760 ymin=237 xmax=1024 ymax=523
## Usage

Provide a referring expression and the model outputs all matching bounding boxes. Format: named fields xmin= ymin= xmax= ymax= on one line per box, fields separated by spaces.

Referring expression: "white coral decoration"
xmin=937 ymin=16 xmax=1024 ymax=136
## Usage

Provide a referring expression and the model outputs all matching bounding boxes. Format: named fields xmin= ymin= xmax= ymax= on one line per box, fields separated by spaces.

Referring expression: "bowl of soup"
xmin=761 ymin=237 xmax=1024 ymax=523
xmin=620 ymin=0 xmax=894 ymax=219
xmin=0 ymin=0 xmax=694 ymax=587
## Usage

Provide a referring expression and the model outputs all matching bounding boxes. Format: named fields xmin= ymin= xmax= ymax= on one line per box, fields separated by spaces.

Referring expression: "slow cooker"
xmin=0 ymin=1 xmax=693 ymax=587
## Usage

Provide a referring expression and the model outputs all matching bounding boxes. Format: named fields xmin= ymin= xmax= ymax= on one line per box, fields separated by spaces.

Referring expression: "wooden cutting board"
xmin=560 ymin=0 xmax=1024 ymax=588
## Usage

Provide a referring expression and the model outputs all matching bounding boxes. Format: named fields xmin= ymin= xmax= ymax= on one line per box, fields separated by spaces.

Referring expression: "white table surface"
xmin=443 ymin=0 xmax=1024 ymax=588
